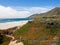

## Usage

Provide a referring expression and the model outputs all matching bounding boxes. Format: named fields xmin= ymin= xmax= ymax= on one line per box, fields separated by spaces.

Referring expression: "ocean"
xmin=0 ymin=18 xmax=33 ymax=30
xmin=0 ymin=18 xmax=33 ymax=23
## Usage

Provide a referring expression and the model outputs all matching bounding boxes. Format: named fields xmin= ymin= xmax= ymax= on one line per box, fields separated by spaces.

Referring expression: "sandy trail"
xmin=6 ymin=35 xmax=24 ymax=45
xmin=6 ymin=35 xmax=15 ymax=40
xmin=9 ymin=40 xmax=24 ymax=45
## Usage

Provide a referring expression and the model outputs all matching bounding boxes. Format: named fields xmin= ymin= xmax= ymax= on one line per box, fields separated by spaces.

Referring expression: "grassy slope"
xmin=13 ymin=7 xmax=60 ymax=45
xmin=14 ymin=19 xmax=60 ymax=45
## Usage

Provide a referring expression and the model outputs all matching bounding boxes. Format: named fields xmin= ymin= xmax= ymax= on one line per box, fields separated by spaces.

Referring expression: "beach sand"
xmin=0 ymin=21 xmax=28 ymax=30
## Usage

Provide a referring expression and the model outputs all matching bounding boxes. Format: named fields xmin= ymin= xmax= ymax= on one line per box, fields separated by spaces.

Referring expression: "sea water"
xmin=0 ymin=18 xmax=33 ymax=29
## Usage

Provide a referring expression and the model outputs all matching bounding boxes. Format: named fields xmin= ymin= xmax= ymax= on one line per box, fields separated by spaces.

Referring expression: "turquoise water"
xmin=0 ymin=18 xmax=33 ymax=23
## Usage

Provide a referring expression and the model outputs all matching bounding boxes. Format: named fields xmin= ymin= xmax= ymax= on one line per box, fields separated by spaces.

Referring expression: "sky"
xmin=0 ymin=0 xmax=60 ymax=18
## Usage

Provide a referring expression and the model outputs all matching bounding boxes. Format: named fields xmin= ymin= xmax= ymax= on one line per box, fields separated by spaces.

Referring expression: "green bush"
xmin=46 ymin=23 xmax=60 ymax=35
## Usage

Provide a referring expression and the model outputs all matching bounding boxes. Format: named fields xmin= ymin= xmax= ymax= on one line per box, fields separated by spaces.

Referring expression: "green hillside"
xmin=14 ymin=7 xmax=60 ymax=45
xmin=14 ymin=21 xmax=60 ymax=45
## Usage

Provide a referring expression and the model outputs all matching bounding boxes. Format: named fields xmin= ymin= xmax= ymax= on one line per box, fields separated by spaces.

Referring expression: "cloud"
xmin=14 ymin=7 xmax=50 ymax=14
xmin=0 ymin=5 xmax=50 ymax=18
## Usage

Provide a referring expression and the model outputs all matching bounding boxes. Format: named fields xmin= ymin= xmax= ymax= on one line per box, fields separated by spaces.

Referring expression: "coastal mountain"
xmin=14 ymin=7 xmax=60 ymax=45
xmin=30 ymin=7 xmax=60 ymax=18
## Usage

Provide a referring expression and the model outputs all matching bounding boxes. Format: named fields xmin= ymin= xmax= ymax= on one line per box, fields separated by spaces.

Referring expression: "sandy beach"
xmin=0 ymin=21 xmax=28 ymax=30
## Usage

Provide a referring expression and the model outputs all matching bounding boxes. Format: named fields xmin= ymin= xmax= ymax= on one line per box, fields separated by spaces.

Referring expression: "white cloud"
xmin=0 ymin=5 xmax=50 ymax=18
xmin=14 ymin=7 xmax=50 ymax=14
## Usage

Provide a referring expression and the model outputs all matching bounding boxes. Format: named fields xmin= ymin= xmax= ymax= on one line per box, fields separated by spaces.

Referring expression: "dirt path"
xmin=9 ymin=40 xmax=24 ymax=45
xmin=6 ymin=35 xmax=15 ymax=41
xmin=6 ymin=35 xmax=24 ymax=45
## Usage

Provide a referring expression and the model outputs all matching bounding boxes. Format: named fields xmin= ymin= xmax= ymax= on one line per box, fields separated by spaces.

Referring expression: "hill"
xmin=14 ymin=21 xmax=60 ymax=45
xmin=30 ymin=7 xmax=60 ymax=18
xmin=14 ymin=7 xmax=60 ymax=45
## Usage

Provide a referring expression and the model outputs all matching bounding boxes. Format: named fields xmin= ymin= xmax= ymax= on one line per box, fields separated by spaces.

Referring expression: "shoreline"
xmin=0 ymin=21 xmax=28 ymax=30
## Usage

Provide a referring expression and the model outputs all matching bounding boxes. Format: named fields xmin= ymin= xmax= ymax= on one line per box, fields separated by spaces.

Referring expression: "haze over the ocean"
xmin=0 ymin=0 xmax=60 ymax=18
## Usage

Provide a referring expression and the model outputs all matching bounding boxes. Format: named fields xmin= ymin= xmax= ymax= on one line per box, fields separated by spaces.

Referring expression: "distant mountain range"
xmin=29 ymin=7 xmax=60 ymax=18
